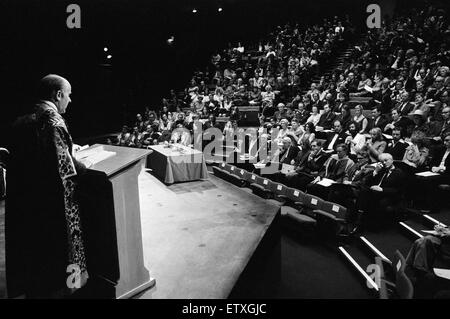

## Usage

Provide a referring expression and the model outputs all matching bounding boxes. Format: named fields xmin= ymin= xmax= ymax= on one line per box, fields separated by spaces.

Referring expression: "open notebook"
xmin=74 ymin=145 xmax=116 ymax=166
xmin=434 ymin=268 xmax=450 ymax=280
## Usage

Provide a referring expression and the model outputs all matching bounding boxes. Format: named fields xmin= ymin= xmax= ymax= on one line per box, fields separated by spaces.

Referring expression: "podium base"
xmin=117 ymin=277 xmax=156 ymax=299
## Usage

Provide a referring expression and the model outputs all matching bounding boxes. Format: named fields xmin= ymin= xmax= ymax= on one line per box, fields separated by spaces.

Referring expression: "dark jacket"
xmin=385 ymin=140 xmax=408 ymax=161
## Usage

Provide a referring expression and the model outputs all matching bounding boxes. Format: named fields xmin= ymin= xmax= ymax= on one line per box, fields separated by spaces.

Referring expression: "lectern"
xmin=77 ymin=144 xmax=155 ymax=299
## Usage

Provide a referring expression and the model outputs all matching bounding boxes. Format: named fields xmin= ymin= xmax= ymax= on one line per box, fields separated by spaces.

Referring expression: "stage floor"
xmin=137 ymin=167 xmax=281 ymax=299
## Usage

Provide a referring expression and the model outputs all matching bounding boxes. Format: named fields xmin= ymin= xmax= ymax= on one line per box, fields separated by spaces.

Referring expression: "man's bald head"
xmin=38 ymin=74 xmax=69 ymax=100
xmin=37 ymin=74 xmax=72 ymax=114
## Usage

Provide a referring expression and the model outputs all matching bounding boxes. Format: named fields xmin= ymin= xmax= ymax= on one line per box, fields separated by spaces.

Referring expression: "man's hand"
xmin=73 ymin=144 xmax=82 ymax=152
xmin=434 ymin=224 xmax=450 ymax=237
xmin=431 ymin=166 xmax=445 ymax=173
xmin=370 ymin=185 xmax=383 ymax=192
xmin=374 ymin=162 xmax=383 ymax=174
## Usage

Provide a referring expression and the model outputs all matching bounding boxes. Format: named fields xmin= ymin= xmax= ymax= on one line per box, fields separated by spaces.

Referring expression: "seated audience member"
xmin=367 ymin=106 xmax=389 ymax=132
xmin=199 ymin=106 xmax=210 ymax=120
xmin=328 ymin=149 xmax=374 ymax=224
xmin=249 ymin=86 xmax=262 ymax=106
xmin=336 ymin=104 xmax=352 ymax=131
xmin=405 ymin=225 xmax=450 ymax=298
xmin=171 ymin=123 xmax=192 ymax=146
xmin=128 ymin=127 xmax=143 ymax=148
xmin=306 ymin=105 xmax=321 ymax=126
xmin=294 ymin=102 xmax=310 ymax=125
xmin=385 ymin=127 xmax=408 ymax=161
xmin=141 ymin=124 xmax=160 ymax=147
xmin=306 ymin=143 xmax=354 ymax=199
xmin=268 ymin=136 xmax=299 ymax=166
xmin=316 ymin=104 xmax=336 ymax=130
xmin=324 ymin=120 xmax=350 ymax=152
xmin=431 ymin=132 xmax=450 ymax=184
xmin=274 ymin=103 xmax=287 ymax=123
xmin=134 ymin=113 xmax=146 ymax=132
xmin=364 ymin=127 xmax=387 ymax=163
xmin=402 ymin=134 xmax=432 ymax=171
xmin=357 ymin=153 xmax=406 ymax=228
xmin=334 ymin=92 xmax=348 ymax=114
xmin=287 ymin=119 xmax=304 ymax=142
xmin=174 ymin=112 xmax=186 ymax=127
xmin=284 ymin=140 xmax=329 ymax=190
xmin=117 ymin=125 xmax=131 ymax=146
xmin=384 ymin=108 xmax=413 ymax=138
xmin=434 ymin=106 xmax=450 ymax=143
xmin=353 ymin=104 xmax=369 ymax=134
xmin=395 ymin=91 xmax=415 ymax=117
xmin=298 ymin=122 xmax=316 ymax=150
xmin=345 ymin=121 xmax=366 ymax=158
xmin=159 ymin=114 xmax=172 ymax=132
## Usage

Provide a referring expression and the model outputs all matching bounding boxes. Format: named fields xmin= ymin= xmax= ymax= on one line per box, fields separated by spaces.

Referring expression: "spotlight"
xmin=107 ymin=55 xmax=112 ymax=59
xmin=104 ymin=47 xmax=108 ymax=52
xmin=192 ymin=8 xmax=197 ymax=13
xmin=218 ymin=8 xmax=223 ymax=12
xmin=167 ymin=36 xmax=175 ymax=45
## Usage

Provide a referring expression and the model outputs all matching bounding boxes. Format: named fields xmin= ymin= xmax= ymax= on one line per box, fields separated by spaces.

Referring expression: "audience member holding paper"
xmin=306 ymin=143 xmax=354 ymax=200
xmin=284 ymin=140 xmax=329 ymax=190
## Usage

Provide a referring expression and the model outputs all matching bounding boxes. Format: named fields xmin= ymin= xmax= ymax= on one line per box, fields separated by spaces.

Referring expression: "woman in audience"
xmin=353 ymin=104 xmax=369 ymax=134
xmin=337 ymin=104 xmax=352 ymax=131
xmin=200 ymin=106 xmax=210 ymax=120
xmin=306 ymin=105 xmax=321 ymax=126
xmin=298 ymin=122 xmax=316 ymax=149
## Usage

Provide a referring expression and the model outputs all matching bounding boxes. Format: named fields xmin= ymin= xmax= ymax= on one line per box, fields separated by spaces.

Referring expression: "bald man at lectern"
xmin=6 ymin=74 xmax=90 ymax=298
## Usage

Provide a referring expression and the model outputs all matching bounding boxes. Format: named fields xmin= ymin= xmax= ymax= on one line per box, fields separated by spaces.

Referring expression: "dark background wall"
xmin=0 ymin=0 xmax=429 ymax=145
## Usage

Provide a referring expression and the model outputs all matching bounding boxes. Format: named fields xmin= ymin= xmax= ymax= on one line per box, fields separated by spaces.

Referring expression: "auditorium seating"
xmin=212 ymin=161 xmax=351 ymax=238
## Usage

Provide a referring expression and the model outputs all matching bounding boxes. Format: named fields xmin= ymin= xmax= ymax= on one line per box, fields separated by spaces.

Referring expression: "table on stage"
xmin=147 ymin=144 xmax=209 ymax=184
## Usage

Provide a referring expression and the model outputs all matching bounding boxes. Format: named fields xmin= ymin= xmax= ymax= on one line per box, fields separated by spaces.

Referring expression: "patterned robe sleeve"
xmin=53 ymin=126 xmax=77 ymax=180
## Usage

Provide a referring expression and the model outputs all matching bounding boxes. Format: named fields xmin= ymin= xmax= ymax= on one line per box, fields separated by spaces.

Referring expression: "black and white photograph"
xmin=0 ymin=0 xmax=450 ymax=305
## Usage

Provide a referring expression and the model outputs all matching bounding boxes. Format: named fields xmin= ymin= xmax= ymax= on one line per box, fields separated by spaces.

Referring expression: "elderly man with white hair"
xmin=355 ymin=153 xmax=406 ymax=230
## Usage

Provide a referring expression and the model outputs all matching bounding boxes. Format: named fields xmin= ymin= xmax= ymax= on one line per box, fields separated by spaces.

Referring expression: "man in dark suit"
xmin=367 ymin=106 xmax=389 ymax=132
xmin=385 ymin=128 xmax=408 ymax=161
xmin=431 ymin=133 xmax=450 ymax=184
xmin=324 ymin=120 xmax=350 ymax=152
xmin=317 ymin=104 xmax=336 ymax=130
xmin=373 ymin=78 xmax=392 ymax=114
xmin=357 ymin=153 xmax=406 ymax=228
xmin=395 ymin=91 xmax=415 ymax=117
xmin=294 ymin=102 xmax=310 ymax=125
xmin=285 ymin=139 xmax=329 ymax=190
xmin=334 ymin=93 xmax=348 ymax=114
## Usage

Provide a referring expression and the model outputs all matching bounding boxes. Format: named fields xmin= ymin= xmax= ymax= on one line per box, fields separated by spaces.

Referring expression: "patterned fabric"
xmin=37 ymin=101 xmax=89 ymax=290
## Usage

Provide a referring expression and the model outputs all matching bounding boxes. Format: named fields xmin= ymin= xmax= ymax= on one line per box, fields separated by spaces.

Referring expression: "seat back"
xmin=319 ymin=201 xmax=347 ymax=220
xmin=272 ymin=182 xmax=288 ymax=198
xmin=393 ymin=250 xmax=414 ymax=299
xmin=302 ymin=193 xmax=324 ymax=211
xmin=285 ymin=188 xmax=307 ymax=204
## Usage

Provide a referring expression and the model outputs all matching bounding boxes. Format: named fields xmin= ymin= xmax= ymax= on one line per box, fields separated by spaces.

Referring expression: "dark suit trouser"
xmin=356 ymin=187 xmax=398 ymax=227
xmin=284 ymin=172 xmax=314 ymax=191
